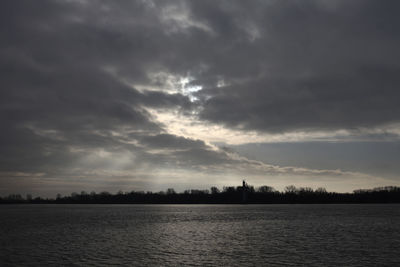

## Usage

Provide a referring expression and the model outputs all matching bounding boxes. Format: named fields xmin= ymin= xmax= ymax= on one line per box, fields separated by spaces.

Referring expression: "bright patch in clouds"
xmin=149 ymin=108 xmax=400 ymax=145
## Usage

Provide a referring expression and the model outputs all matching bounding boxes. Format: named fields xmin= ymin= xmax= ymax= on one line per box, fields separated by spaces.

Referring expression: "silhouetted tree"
xmin=315 ymin=187 xmax=327 ymax=194
xmin=285 ymin=185 xmax=297 ymax=194
xmin=210 ymin=186 xmax=220 ymax=194
xmin=257 ymin=186 xmax=275 ymax=193
xmin=166 ymin=188 xmax=176 ymax=195
xmin=223 ymin=186 xmax=236 ymax=194
xmin=299 ymin=187 xmax=313 ymax=194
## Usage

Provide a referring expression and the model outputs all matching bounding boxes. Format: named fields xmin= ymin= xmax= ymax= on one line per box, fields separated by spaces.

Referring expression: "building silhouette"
xmin=240 ymin=180 xmax=249 ymax=203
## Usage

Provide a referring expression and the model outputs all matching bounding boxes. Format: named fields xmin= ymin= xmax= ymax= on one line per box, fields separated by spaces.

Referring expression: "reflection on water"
xmin=1 ymin=204 xmax=400 ymax=266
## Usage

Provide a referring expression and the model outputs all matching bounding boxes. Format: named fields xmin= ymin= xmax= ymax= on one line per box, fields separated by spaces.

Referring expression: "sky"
xmin=1 ymin=0 xmax=400 ymax=197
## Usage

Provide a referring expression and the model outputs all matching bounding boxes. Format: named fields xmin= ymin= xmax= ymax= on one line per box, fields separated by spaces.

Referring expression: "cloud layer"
xmin=1 ymin=0 xmax=400 ymax=195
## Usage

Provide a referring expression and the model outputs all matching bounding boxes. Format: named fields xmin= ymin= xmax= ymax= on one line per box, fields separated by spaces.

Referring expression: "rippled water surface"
xmin=1 ymin=204 xmax=400 ymax=266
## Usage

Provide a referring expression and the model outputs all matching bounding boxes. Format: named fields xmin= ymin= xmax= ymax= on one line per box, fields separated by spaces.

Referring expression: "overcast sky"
xmin=1 ymin=0 xmax=400 ymax=197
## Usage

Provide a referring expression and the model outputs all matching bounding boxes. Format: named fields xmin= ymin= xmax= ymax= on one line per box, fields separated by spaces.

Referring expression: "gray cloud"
xmin=189 ymin=1 xmax=400 ymax=132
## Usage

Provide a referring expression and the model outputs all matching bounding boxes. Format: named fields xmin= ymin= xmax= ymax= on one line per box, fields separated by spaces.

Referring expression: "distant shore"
xmin=2 ymin=185 xmax=400 ymax=204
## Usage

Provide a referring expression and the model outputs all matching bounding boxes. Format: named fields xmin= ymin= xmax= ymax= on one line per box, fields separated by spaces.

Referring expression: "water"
xmin=1 ymin=204 xmax=400 ymax=266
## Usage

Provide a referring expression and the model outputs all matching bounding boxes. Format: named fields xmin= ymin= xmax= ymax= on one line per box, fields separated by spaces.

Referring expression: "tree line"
xmin=1 ymin=185 xmax=400 ymax=204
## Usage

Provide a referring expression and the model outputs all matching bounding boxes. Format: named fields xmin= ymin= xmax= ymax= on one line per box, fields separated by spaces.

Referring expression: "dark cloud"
xmin=188 ymin=0 xmax=400 ymax=132
xmin=197 ymin=67 xmax=400 ymax=132
xmin=0 ymin=0 xmax=197 ymax=177
xmin=4 ymin=1 xmax=399 ymax=135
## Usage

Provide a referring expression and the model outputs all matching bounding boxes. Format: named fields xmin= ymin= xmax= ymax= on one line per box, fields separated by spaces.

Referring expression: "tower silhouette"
xmin=242 ymin=180 xmax=248 ymax=203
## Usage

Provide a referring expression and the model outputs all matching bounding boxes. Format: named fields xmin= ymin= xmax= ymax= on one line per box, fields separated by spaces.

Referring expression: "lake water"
xmin=1 ymin=204 xmax=400 ymax=266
